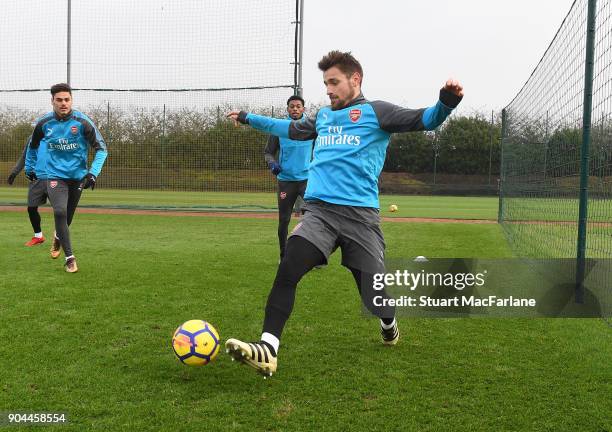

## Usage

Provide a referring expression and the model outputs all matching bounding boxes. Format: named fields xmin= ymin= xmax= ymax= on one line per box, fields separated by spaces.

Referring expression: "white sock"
xmin=34 ymin=232 xmax=43 ymax=238
xmin=380 ymin=318 xmax=396 ymax=330
xmin=260 ymin=332 xmax=280 ymax=355
xmin=65 ymin=255 xmax=75 ymax=262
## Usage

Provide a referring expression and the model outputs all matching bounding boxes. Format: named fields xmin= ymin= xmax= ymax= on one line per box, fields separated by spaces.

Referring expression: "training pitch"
xmin=0 ymin=192 xmax=610 ymax=431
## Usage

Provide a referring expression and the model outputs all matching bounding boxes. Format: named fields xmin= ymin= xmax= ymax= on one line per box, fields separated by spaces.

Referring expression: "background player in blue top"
xmin=7 ymin=133 xmax=50 ymax=246
xmin=264 ymin=95 xmax=313 ymax=261
xmin=226 ymin=51 xmax=464 ymax=377
xmin=26 ymin=83 xmax=108 ymax=273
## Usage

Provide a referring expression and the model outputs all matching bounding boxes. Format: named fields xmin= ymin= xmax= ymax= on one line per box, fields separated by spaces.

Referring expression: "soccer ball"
xmin=172 ymin=320 xmax=220 ymax=366
xmin=389 ymin=204 xmax=398 ymax=212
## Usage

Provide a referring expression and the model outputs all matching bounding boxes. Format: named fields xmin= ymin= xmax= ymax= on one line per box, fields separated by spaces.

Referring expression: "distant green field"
xmin=1 ymin=211 xmax=610 ymax=431
xmin=0 ymin=187 xmax=499 ymax=220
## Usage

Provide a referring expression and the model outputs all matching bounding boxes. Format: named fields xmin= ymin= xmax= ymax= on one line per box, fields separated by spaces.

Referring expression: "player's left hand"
xmin=444 ymin=78 xmax=464 ymax=97
xmin=7 ymin=173 xmax=16 ymax=185
xmin=82 ymin=173 xmax=96 ymax=190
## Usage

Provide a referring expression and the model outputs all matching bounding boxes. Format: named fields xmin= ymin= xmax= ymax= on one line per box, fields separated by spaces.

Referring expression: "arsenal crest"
xmin=71 ymin=126 xmax=78 ymax=135
xmin=50 ymin=180 xmax=58 ymax=188
xmin=280 ymin=191 xmax=287 ymax=200
xmin=349 ymin=109 xmax=361 ymax=123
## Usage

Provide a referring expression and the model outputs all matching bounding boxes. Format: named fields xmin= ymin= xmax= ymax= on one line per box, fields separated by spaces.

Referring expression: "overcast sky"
xmin=301 ymin=0 xmax=575 ymax=114
xmin=0 ymin=0 xmax=577 ymax=114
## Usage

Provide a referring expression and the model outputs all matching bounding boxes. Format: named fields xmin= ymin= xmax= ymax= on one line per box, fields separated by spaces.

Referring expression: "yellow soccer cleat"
xmin=225 ymin=338 xmax=277 ymax=377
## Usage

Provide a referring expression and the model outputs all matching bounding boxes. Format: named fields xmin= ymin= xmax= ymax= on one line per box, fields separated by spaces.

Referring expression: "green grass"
xmin=0 ymin=212 xmax=610 ymax=431
xmin=0 ymin=187 xmax=499 ymax=219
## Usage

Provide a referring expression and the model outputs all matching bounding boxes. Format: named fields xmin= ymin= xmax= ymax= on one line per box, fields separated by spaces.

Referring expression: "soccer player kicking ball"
xmin=26 ymin=83 xmax=108 ymax=273
xmin=226 ymin=51 xmax=463 ymax=376
xmin=8 ymin=134 xmax=50 ymax=246
xmin=264 ymin=95 xmax=314 ymax=262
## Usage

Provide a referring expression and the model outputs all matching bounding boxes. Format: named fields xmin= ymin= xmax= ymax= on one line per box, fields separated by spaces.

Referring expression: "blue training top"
xmin=26 ymin=110 xmax=108 ymax=181
xmin=241 ymin=89 xmax=461 ymax=208
xmin=264 ymin=115 xmax=313 ymax=182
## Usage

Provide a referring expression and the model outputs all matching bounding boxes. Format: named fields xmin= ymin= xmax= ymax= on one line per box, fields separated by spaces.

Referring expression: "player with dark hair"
xmin=264 ymin=95 xmax=313 ymax=261
xmin=26 ymin=83 xmax=108 ymax=273
xmin=7 ymin=132 xmax=50 ymax=246
xmin=225 ymin=50 xmax=464 ymax=377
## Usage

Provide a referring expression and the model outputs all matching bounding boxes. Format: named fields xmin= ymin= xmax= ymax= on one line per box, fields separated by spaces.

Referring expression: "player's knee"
xmin=276 ymin=259 xmax=301 ymax=283
xmin=53 ymin=208 xmax=68 ymax=220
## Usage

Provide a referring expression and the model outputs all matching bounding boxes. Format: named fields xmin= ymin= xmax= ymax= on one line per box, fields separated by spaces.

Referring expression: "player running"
xmin=26 ymin=83 xmax=108 ymax=273
xmin=264 ymin=95 xmax=313 ymax=262
xmin=7 ymin=133 xmax=50 ymax=246
xmin=225 ymin=51 xmax=464 ymax=377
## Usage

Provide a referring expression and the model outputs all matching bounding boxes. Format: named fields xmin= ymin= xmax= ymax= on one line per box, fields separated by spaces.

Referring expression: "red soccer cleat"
xmin=25 ymin=236 xmax=45 ymax=247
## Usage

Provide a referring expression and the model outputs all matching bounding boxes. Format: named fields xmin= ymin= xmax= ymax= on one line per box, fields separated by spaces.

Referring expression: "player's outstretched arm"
xmin=372 ymin=78 xmax=464 ymax=133
xmin=227 ymin=110 xmax=292 ymax=139
xmin=227 ymin=110 xmax=317 ymax=141
xmin=421 ymin=78 xmax=464 ymax=129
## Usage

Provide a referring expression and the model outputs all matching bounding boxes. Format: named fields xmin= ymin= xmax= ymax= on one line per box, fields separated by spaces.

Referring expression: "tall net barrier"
xmin=0 ymin=0 xmax=300 ymax=210
xmin=500 ymin=0 xmax=611 ymax=316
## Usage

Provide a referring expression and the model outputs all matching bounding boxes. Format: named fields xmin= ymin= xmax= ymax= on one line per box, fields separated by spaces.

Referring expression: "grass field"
xmin=0 ymin=187 xmax=499 ymax=219
xmin=0 ymin=210 xmax=610 ymax=431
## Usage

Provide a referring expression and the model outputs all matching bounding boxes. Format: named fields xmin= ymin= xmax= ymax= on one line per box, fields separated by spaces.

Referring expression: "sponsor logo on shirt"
xmin=49 ymin=139 xmax=78 ymax=151
xmin=315 ymin=126 xmax=361 ymax=147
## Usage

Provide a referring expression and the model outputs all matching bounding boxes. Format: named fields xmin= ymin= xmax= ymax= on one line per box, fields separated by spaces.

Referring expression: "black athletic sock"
xmin=381 ymin=317 xmax=395 ymax=326
xmin=262 ymin=235 xmax=325 ymax=339
xmin=27 ymin=207 xmax=41 ymax=233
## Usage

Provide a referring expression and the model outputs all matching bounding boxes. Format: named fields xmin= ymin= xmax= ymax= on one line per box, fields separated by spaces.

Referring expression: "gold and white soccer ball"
xmin=172 ymin=320 xmax=220 ymax=366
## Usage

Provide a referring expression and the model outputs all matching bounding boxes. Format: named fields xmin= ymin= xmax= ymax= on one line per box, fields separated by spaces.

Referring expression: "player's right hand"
xmin=226 ymin=111 xmax=241 ymax=127
xmin=226 ymin=110 xmax=248 ymax=126
xmin=268 ymin=161 xmax=282 ymax=176
xmin=7 ymin=173 xmax=16 ymax=185
xmin=25 ymin=172 xmax=37 ymax=181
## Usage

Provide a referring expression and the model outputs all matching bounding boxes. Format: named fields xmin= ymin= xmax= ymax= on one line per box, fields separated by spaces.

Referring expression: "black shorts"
xmin=27 ymin=179 xmax=48 ymax=207
xmin=289 ymin=200 xmax=386 ymax=273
